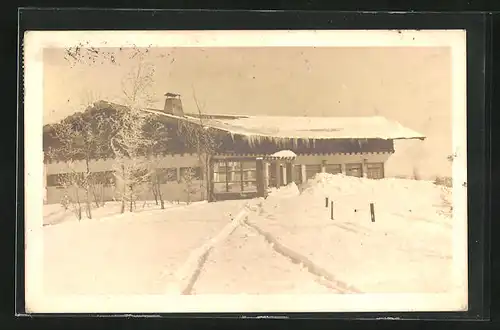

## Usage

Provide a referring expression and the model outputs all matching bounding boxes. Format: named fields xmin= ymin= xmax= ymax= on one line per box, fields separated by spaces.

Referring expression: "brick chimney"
xmin=163 ymin=93 xmax=184 ymax=116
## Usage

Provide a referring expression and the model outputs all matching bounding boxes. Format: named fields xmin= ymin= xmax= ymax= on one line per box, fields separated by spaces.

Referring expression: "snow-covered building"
xmin=43 ymin=95 xmax=425 ymax=204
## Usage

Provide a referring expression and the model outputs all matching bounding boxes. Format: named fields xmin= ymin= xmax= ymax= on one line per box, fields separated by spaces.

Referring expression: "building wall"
xmin=45 ymin=154 xmax=205 ymax=205
xmin=267 ymin=152 xmax=392 ymax=186
xmin=45 ymin=154 xmax=202 ymax=174
xmin=294 ymin=152 xmax=391 ymax=179
xmin=44 ymin=152 xmax=392 ymax=204
xmin=294 ymin=152 xmax=391 ymax=166
xmin=46 ymin=181 xmax=205 ymax=206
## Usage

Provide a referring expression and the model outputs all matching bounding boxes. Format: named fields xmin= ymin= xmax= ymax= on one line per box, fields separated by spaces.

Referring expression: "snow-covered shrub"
xmin=57 ymin=171 xmax=85 ymax=221
xmin=181 ymin=167 xmax=199 ymax=205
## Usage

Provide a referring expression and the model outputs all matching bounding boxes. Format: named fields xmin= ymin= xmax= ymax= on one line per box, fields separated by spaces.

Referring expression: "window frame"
xmin=88 ymin=170 xmax=116 ymax=185
xmin=366 ymin=162 xmax=385 ymax=180
xmin=305 ymin=164 xmax=322 ymax=180
xmin=324 ymin=163 xmax=342 ymax=175
xmin=46 ymin=172 xmax=86 ymax=188
xmin=345 ymin=163 xmax=363 ymax=177
xmin=211 ymin=159 xmax=258 ymax=194
xmin=179 ymin=166 xmax=203 ymax=182
xmin=155 ymin=167 xmax=178 ymax=184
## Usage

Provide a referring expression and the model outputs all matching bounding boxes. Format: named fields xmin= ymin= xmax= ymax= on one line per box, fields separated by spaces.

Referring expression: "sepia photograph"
xmin=23 ymin=29 xmax=468 ymax=313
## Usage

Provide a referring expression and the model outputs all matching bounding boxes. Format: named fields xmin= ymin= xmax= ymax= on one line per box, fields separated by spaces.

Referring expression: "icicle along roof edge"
xmin=144 ymin=109 xmax=426 ymax=142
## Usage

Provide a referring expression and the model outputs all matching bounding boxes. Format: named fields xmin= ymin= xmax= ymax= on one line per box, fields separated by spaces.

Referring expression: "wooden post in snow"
xmin=370 ymin=203 xmax=375 ymax=222
xmin=330 ymin=201 xmax=334 ymax=220
xmin=325 ymin=197 xmax=329 ymax=207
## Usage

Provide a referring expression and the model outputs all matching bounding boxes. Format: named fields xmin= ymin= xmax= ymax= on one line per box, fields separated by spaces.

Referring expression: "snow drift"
xmin=300 ymin=173 xmax=453 ymax=222
xmin=248 ymin=173 xmax=454 ymax=293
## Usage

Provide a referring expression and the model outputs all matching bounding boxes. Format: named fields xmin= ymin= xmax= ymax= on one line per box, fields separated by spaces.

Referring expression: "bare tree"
xmin=149 ymin=166 xmax=176 ymax=209
xmin=61 ymin=45 xmax=174 ymax=212
xmin=149 ymin=168 xmax=162 ymax=207
xmin=53 ymin=162 xmax=85 ymax=221
xmin=46 ymin=115 xmax=106 ymax=219
xmin=142 ymin=119 xmax=172 ymax=209
xmin=109 ymin=59 xmax=158 ymax=213
xmin=75 ymin=115 xmax=110 ymax=212
xmin=178 ymin=89 xmax=221 ymax=202
xmin=181 ymin=167 xmax=199 ymax=205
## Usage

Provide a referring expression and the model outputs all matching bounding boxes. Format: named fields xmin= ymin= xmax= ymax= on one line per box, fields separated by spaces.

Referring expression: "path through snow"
xmin=191 ymin=223 xmax=338 ymax=295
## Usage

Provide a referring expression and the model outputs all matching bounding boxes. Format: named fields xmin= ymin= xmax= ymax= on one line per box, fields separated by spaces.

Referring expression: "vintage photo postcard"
xmin=23 ymin=29 xmax=468 ymax=314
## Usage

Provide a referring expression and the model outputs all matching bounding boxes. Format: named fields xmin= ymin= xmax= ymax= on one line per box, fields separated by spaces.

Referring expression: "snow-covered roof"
xmin=144 ymin=109 xmax=425 ymax=141
xmin=264 ymin=150 xmax=297 ymax=161
xmin=204 ymin=115 xmax=425 ymax=141
xmin=271 ymin=150 xmax=297 ymax=158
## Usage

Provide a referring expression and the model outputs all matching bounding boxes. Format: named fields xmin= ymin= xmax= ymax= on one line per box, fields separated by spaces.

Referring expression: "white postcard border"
xmin=23 ymin=29 xmax=468 ymax=314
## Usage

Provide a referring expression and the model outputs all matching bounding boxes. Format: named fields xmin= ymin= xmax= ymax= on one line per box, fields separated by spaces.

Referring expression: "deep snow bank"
xmin=267 ymin=182 xmax=300 ymax=199
xmin=247 ymin=173 xmax=454 ymax=293
xmin=300 ymin=173 xmax=453 ymax=222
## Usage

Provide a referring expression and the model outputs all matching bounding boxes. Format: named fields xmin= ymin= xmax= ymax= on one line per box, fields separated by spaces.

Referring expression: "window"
xmin=155 ymin=168 xmax=178 ymax=183
xmin=213 ymin=160 xmax=229 ymax=184
xmin=180 ymin=167 xmax=202 ymax=181
xmin=47 ymin=172 xmax=85 ymax=187
xmin=89 ymin=171 xmax=115 ymax=185
xmin=132 ymin=168 xmax=150 ymax=183
xmin=325 ymin=164 xmax=342 ymax=175
xmin=241 ymin=160 xmax=257 ymax=182
xmin=47 ymin=174 xmax=62 ymax=187
xmin=212 ymin=159 xmax=257 ymax=193
xmin=366 ymin=163 xmax=384 ymax=180
xmin=213 ymin=182 xmax=228 ymax=193
xmin=305 ymin=164 xmax=322 ymax=180
xmin=345 ymin=163 xmax=363 ymax=177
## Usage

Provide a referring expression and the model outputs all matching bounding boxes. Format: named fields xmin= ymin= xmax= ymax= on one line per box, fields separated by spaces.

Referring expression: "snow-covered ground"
xmin=43 ymin=200 xmax=199 ymax=226
xmin=247 ymin=173 xmax=453 ymax=293
xmin=43 ymin=200 xmax=247 ymax=295
xmin=42 ymin=173 xmax=454 ymax=296
xmin=191 ymin=224 xmax=336 ymax=295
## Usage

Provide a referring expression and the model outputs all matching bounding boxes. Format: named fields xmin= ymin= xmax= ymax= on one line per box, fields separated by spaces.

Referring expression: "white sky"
xmin=42 ymin=46 xmax=452 ymax=178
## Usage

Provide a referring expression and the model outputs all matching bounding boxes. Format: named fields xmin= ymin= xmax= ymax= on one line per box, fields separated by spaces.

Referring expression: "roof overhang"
xmin=144 ymin=109 xmax=426 ymax=142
